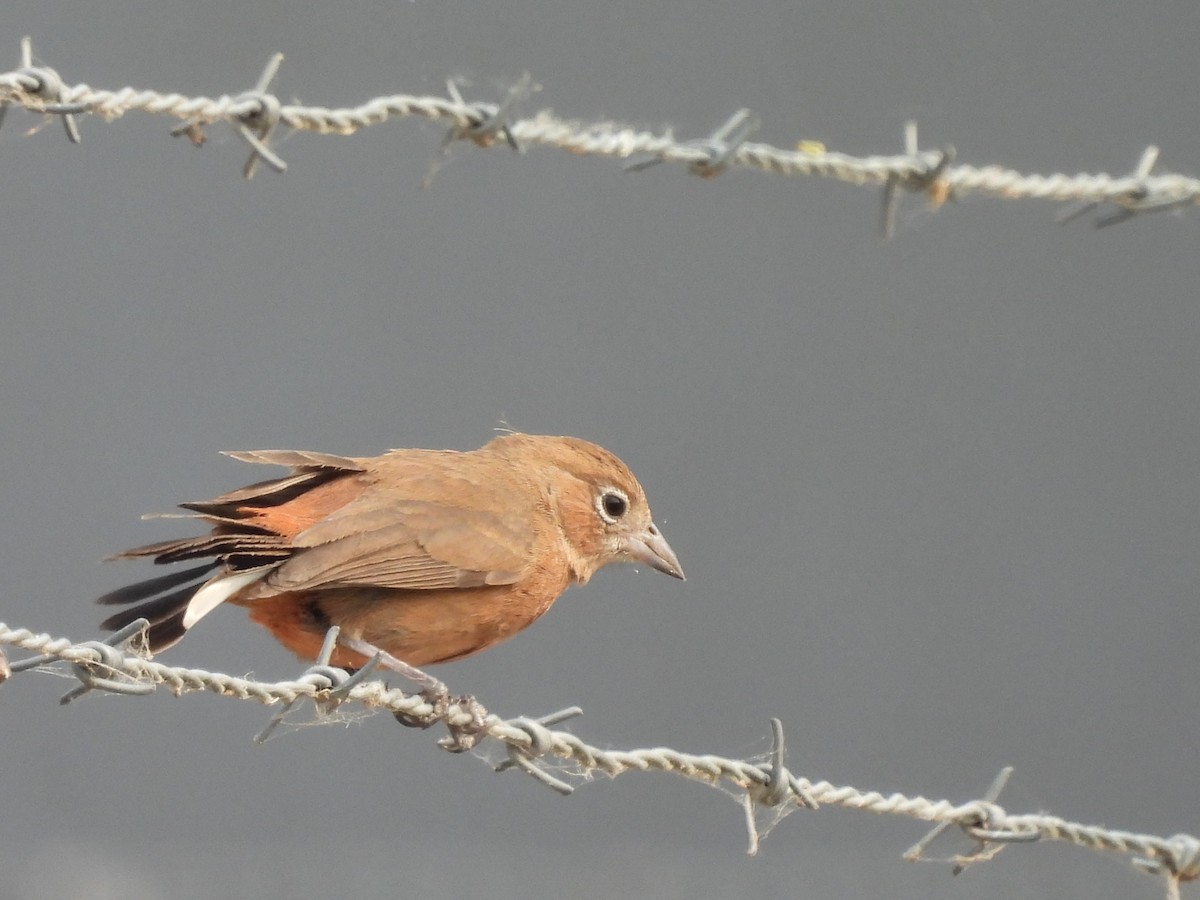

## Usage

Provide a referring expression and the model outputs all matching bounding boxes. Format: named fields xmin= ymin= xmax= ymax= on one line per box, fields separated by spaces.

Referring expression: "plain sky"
xmin=3 ymin=2 xmax=1200 ymax=899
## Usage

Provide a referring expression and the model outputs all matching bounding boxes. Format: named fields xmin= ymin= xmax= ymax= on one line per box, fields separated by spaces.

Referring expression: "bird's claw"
xmin=437 ymin=694 xmax=491 ymax=753
xmin=392 ymin=682 xmax=450 ymax=729
xmin=391 ymin=685 xmax=490 ymax=751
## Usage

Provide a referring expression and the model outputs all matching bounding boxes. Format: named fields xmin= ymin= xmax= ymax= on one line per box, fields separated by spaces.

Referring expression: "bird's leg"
xmin=337 ymin=635 xmax=490 ymax=750
xmin=338 ymin=635 xmax=446 ymax=695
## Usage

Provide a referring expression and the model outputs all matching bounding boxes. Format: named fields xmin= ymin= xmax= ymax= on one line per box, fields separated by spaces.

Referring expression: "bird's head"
xmin=488 ymin=433 xmax=685 ymax=584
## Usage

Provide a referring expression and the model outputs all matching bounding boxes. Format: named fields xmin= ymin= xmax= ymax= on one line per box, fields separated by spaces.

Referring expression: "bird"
xmin=97 ymin=433 xmax=684 ymax=677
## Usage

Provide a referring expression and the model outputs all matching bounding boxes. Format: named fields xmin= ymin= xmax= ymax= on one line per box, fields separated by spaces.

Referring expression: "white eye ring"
xmin=595 ymin=487 xmax=629 ymax=524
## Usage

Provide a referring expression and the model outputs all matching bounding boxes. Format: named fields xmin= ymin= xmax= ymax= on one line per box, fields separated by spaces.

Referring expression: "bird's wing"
xmin=263 ymin=464 xmax=536 ymax=592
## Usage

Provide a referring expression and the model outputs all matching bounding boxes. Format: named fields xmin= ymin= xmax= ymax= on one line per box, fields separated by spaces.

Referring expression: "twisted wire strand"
xmin=2 ymin=621 xmax=1196 ymax=896
xmin=1 ymin=43 xmax=1197 ymax=218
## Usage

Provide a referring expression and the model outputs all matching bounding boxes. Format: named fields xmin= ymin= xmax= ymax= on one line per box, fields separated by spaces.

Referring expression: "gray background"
xmin=3 ymin=2 xmax=1199 ymax=898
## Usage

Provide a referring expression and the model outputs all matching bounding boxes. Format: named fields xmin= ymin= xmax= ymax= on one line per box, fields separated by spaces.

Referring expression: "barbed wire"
xmin=1 ymin=37 xmax=1196 ymax=233
xmin=2 ymin=620 xmax=1197 ymax=899
xmin=3 ymin=30 xmax=1197 ymax=894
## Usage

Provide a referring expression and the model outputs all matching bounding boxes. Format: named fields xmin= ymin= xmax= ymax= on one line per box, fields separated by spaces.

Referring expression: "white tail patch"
xmin=182 ymin=566 xmax=276 ymax=629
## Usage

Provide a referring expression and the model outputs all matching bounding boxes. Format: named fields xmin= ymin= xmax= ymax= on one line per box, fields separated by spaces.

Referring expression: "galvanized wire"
xmin=1 ymin=620 xmax=1197 ymax=898
xmin=1 ymin=37 xmax=1196 ymax=228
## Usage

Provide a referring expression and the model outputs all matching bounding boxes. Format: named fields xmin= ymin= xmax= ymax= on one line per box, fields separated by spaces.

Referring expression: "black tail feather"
xmin=180 ymin=467 xmax=347 ymax=518
xmin=96 ymin=562 xmax=218 ymax=606
xmin=147 ymin=612 xmax=188 ymax=652
xmin=98 ymin=562 xmax=215 ymax=653
xmin=110 ymin=533 xmax=287 ymax=565
xmin=99 ymin=580 xmax=206 ymax=632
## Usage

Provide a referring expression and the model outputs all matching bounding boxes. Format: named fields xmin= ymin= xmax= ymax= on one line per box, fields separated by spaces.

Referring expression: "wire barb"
xmin=254 ymin=625 xmax=383 ymax=743
xmin=741 ymin=718 xmax=816 ymax=854
xmin=0 ymin=37 xmax=87 ymax=143
xmin=54 ymin=618 xmax=157 ymax=704
xmin=904 ymin=766 xmax=1028 ymax=875
xmin=1132 ymin=832 xmax=1200 ymax=900
xmin=449 ymin=74 xmax=530 ymax=151
xmin=626 ymin=107 xmax=760 ymax=178
xmin=494 ymin=706 xmax=585 ymax=795
xmin=423 ymin=74 xmax=532 ymax=187
xmin=880 ymin=121 xmax=956 ymax=240
xmin=235 ymin=52 xmax=287 ymax=178
xmin=1057 ymin=145 xmax=1191 ymax=227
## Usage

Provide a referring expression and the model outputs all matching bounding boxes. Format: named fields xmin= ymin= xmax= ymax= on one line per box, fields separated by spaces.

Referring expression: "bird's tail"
xmin=96 ymin=561 xmax=218 ymax=651
xmin=95 ymin=451 xmax=358 ymax=651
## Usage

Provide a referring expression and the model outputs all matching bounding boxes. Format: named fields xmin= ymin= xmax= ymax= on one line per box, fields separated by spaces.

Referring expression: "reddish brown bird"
xmin=98 ymin=433 xmax=684 ymax=673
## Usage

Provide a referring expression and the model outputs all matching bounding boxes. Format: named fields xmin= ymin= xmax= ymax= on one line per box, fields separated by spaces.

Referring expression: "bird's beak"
xmin=625 ymin=524 xmax=685 ymax=580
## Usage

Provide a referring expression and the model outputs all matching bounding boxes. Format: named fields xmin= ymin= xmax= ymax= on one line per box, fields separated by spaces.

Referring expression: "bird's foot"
xmin=436 ymin=693 xmax=491 ymax=753
xmin=392 ymin=680 xmax=448 ymax=730
xmin=336 ymin=636 xmax=492 ymax=750
xmin=393 ymin=681 xmax=491 ymax=752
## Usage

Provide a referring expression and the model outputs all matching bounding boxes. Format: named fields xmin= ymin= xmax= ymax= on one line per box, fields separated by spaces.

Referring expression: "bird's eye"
xmin=596 ymin=489 xmax=629 ymax=523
